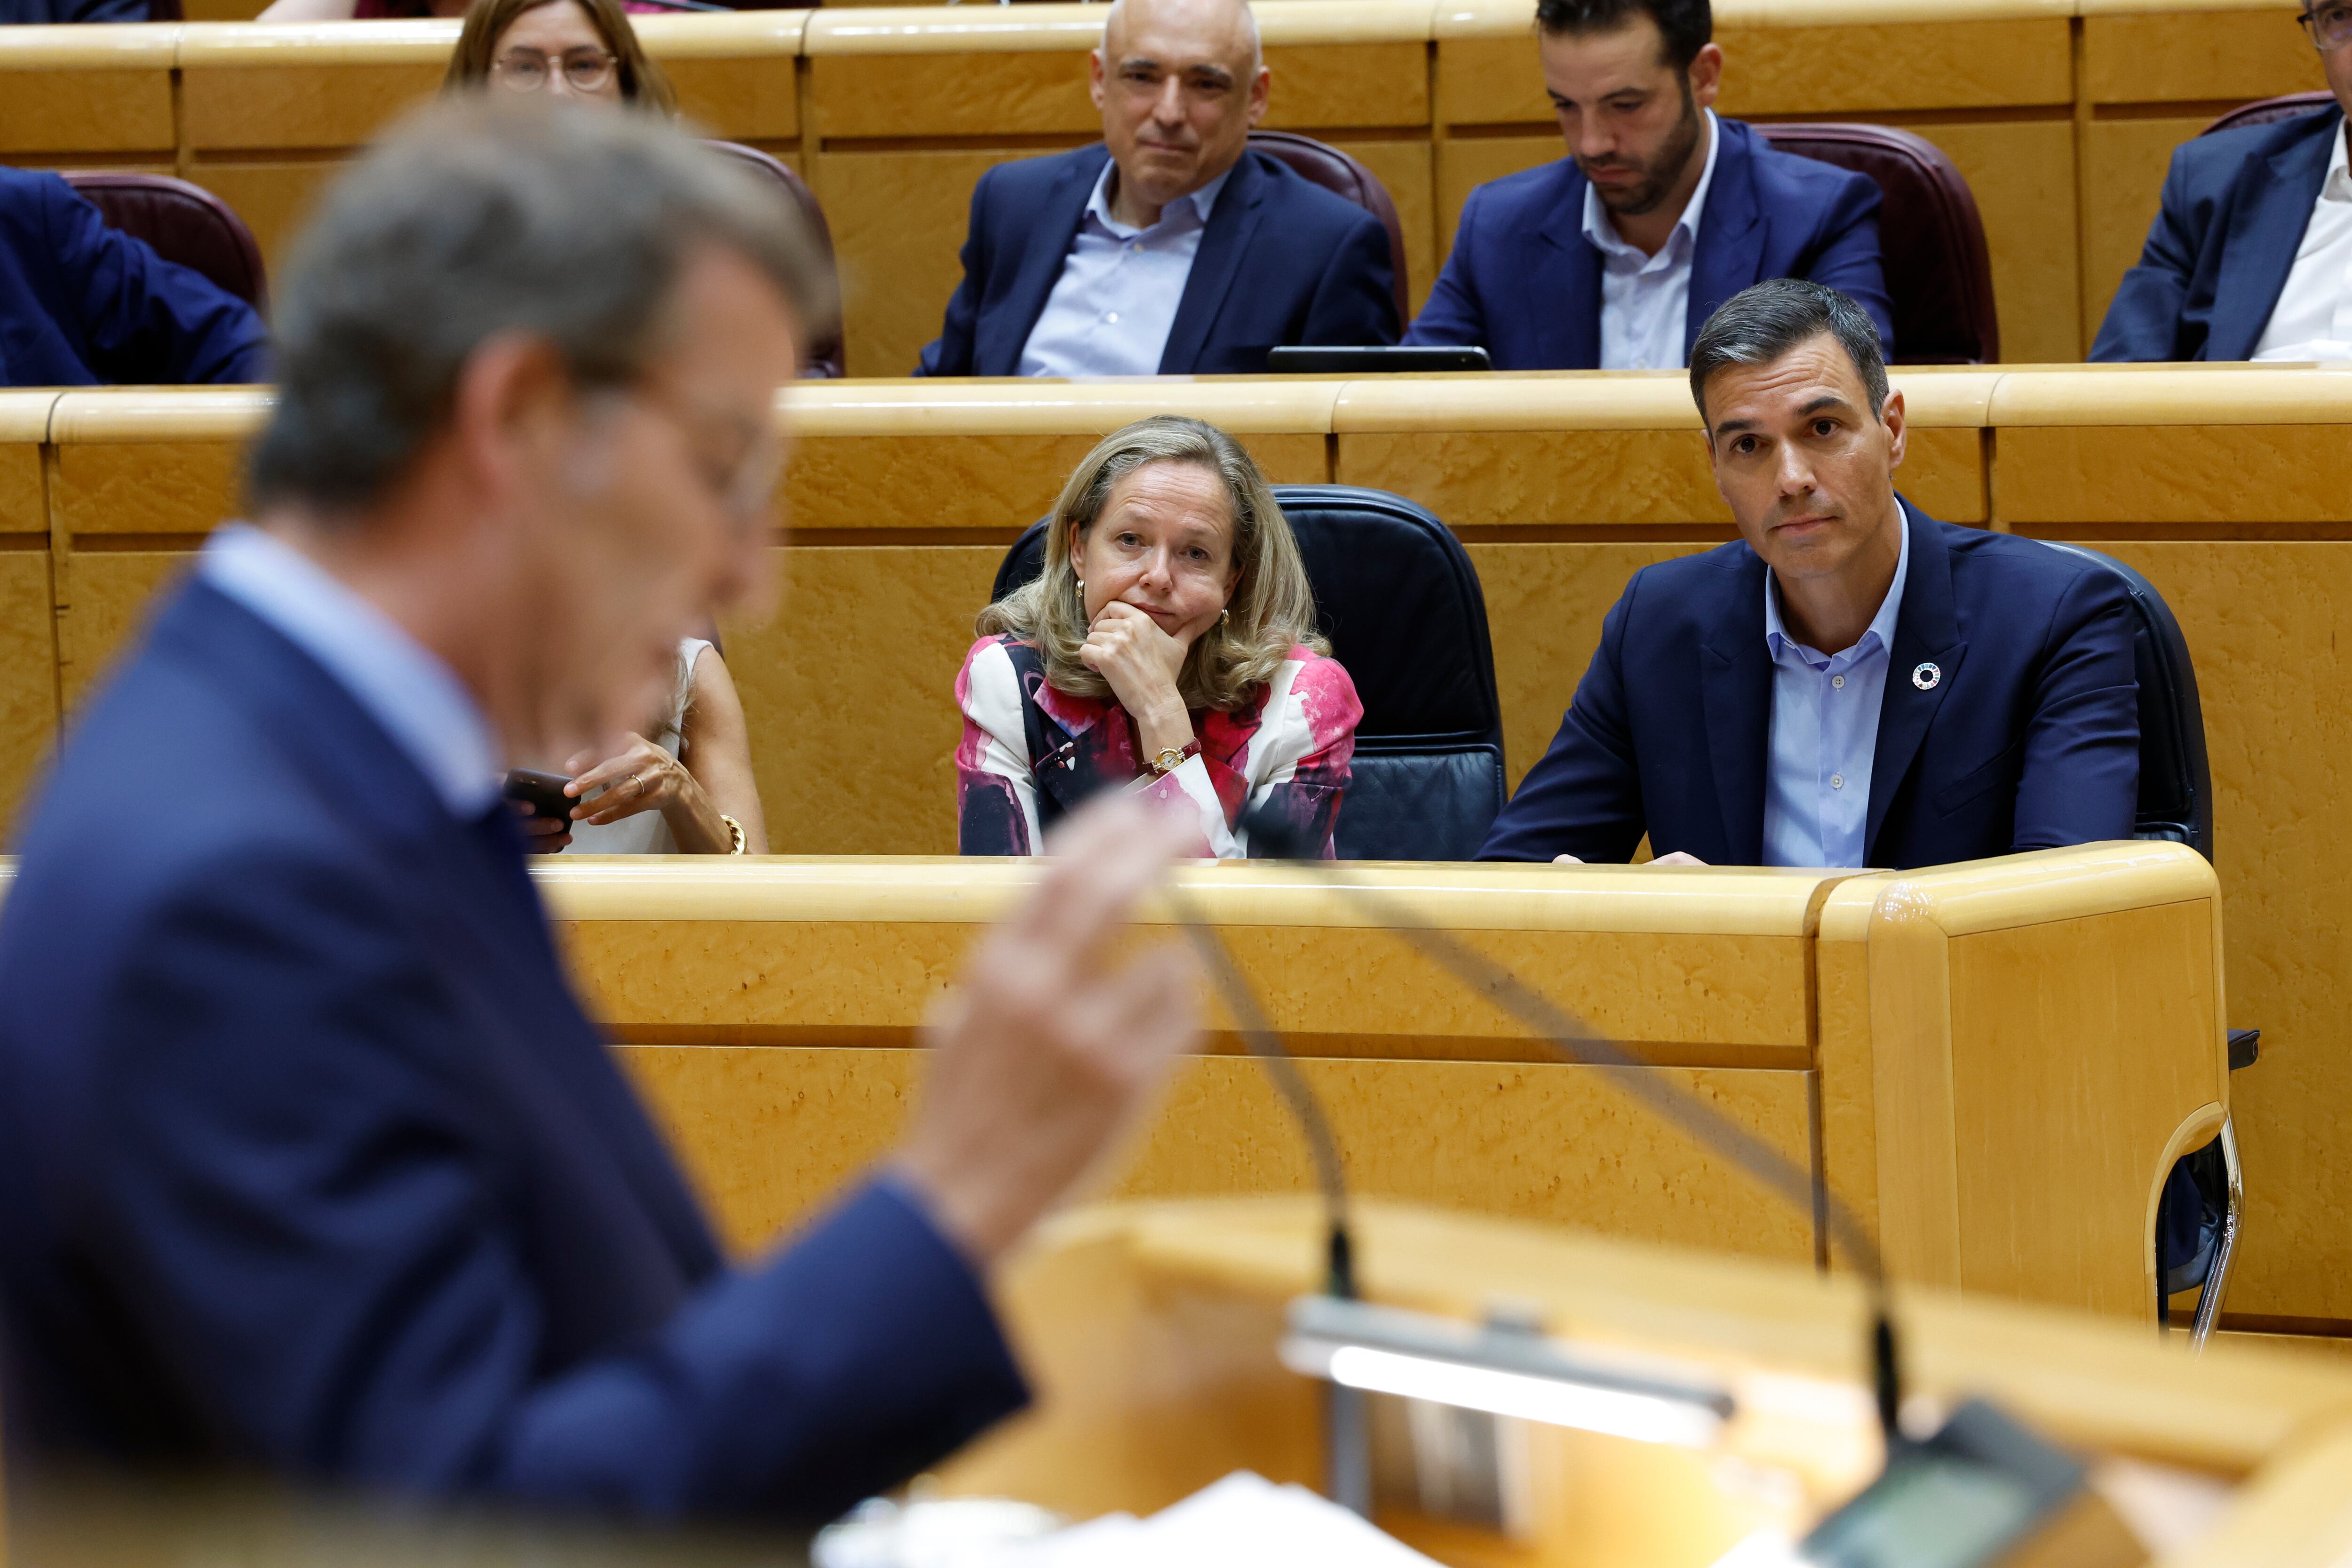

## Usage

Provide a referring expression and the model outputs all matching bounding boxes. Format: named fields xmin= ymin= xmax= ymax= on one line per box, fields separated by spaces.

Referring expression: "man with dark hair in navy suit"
xmin=0 ymin=103 xmax=1198 ymax=1523
xmin=915 ymin=0 xmax=1398 ymax=377
xmin=0 ymin=167 xmax=267 ymax=386
xmin=1405 ymin=0 xmax=1891 ymax=372
xmin=2092 ymin=6 xmax=2352 ymax=361
xmin=1480 ymin=278 xmax=2139 ymax=870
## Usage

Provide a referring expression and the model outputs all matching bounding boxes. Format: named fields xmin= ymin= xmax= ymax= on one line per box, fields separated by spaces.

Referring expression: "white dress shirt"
xmin=1759 ymin=503 xmax=1910 ymax=868
xmin=200 ymin=523 xmax=503 ymax=819
xmin=2254 ymin=120 xmax=2352 ymax=361
xmin=1017 ymin=162 xmax=1233 ymax=378
xmin=1582 ymin=109 xmax=1721 ymax=372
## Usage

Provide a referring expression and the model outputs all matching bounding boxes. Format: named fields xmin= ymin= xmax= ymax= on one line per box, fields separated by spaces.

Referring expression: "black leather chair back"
xmin=707 ymin=141 xmax=844 ymax=378
xmin=1754 ymin=123 xmax=1997 ymax=365
xmin=989 ymin=484 xmax=1505 ymax=860
xmin=63 ymin=172 xmax=266 ymax=310
xmin=2040 ymin=543 xmax=2212 ymax=859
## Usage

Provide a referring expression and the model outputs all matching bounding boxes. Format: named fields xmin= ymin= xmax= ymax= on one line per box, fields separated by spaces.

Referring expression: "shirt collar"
xmin=199 ymin=523 xmax=503 ymax=819
xmin=2326 ymin=119 xmax=2351 ymax=203
xmin=1581 ymin=108 xmax=1720 ymax=265
xmin=1088 ymin=158 xmax=1235 ymax=238
xmin=1763 ymin=496 xmax=1912 ymax=663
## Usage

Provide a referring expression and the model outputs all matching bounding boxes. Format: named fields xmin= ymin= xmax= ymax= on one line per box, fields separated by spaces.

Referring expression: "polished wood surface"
xmin=16 ymin=365 xmax=2352 ymax=1333
xmin=937 ymin=1198 xmax=2352 ymax=1565
xmin=540 ymin=844 xmax=2223 ymax=1328
xmin=0 ymin=0 xmax=2327 ymax=365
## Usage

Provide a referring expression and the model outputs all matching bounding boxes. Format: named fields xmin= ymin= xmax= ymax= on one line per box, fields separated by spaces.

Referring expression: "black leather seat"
xmin=1754 ymin=124 xmax=1997 ymax=365
xmin=988 ymin=484 xmax=1504 ymax=860
xmin=2042 ymin=542 xmax=2247 ymax=1345
xmin=62 ymin=172 xmax=267 ymax=310
xmin=706 ymin=142 xmax=845 ymax=378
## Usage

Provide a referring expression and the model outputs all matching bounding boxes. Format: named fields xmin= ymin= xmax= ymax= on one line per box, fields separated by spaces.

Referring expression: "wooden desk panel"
xmin=0 ymin=27 xmax=177 ymax=159
xmin=0 ymin=396 xmax=57 ymax=827
xmin=2080 ymin=5 xmax=2323 ymax=105
xmin=2079 ymin=115 xmax=2222 ymax=346
xmin=2002 ymin=425 xmax=2352 ymax=525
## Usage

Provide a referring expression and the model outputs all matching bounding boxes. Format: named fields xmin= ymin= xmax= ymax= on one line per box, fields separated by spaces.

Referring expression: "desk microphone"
xmin=1160 ymin=806 xmax=1906 ymax=1502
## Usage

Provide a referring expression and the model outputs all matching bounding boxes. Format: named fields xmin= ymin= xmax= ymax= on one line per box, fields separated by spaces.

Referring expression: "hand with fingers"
xmin=894 ymin=793 xmax=1201 ymax=1265
xmin=561 ymin=734 xmax=737 ymax=854
xmin=1079 ymin=601 xmax=1202 ymax=765
xmin=515 ymin=797 xmax=574 ymax=856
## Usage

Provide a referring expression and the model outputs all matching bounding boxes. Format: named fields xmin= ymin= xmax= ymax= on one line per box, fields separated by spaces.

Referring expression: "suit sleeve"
xmin=1803 ymin=172 xmax=1894 ymax=359
xmin=43 ymin=177 xmax=268 ymax=385
xmin=1476 ymin=573 xmax=1649 ymax=862
xmin=916 ymin=167 xmax=995 ymax=376
xmin=1297 ymin=210 xmax=1401 ymax=347
xmin=1403 ymin=186 xmax=1487 ymax=347
xmin=2009 ymin=565 xmax=2140 ymax=851
xmin=2090 ymin=143 xmax=2202 ymax=362
xmin=82 ymin=856 xmax=1026 ymax=1522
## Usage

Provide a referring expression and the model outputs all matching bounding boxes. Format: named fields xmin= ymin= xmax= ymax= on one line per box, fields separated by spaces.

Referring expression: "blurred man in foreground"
xmin=0 ymin=103 xmax=1196 ymax=1522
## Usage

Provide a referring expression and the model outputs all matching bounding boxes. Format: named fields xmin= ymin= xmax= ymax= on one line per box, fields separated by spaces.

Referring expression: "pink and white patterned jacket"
xmin=954 ymin=633 xmax=1363 ymax=858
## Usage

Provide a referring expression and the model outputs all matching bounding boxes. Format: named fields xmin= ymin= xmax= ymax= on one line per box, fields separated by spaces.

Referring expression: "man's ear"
xmin=1880 ymin=386 xmax=1908 ymax=471
xmin=1089 ymin=48 xmax=1109 ymax=111
xmin=1247 ymin=64 xmax=1271 ymax=126
xmin=1687 ymin=42 xmax=1724 ymax=111
xmin=446 ymin=331 xmax=574 ymax=513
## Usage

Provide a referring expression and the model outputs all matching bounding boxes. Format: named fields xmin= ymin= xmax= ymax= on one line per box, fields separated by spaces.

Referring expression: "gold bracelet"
xmin=719 ymin=814 xmax=747 ymax=855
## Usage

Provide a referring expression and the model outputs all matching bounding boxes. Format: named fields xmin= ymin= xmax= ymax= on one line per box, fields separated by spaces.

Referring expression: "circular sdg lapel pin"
xmin=1912 ymin=661 xmax=1941 ymax=691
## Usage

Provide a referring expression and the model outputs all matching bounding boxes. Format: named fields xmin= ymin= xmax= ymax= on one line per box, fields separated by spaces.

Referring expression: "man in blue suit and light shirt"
xmin=916 ymin=0 xmax=1399 ymax=377
xmin=2092 ymin=1 xmax=2352 ymax=361
xmin=0 ymin=104 xmax=1201 ymax=1522
xmin=1406 ymin=0 xmax=1892 ymax=371
xmin=1480 ymin=279 xmax=2142 ymax=870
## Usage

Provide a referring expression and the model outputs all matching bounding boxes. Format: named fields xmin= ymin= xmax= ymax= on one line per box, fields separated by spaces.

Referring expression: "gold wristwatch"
xmin=1148 ymin=740 xmax=1202 ymax=777
xmin=720 ymin=814 xmax=747 ymax=855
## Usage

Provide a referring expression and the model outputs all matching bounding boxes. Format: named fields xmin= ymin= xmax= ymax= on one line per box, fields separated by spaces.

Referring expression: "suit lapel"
xmin=979 ymin=147 xmax=1104 ymax=376
xmin=1867 ymin=501 xmax=1966 ymax=860
xmin=1160 ymin=153 xmax=1264 ymax=374
xmin=1685 ymin=119 xmax=1762 ymax=358
xmin=1535 ymin=169 xmax=1604 ymax=369
xmin=2209 ymin=111 xmax=2340 ymax=360
xmin=1698 ymin=554 xmax=1772 ymax=865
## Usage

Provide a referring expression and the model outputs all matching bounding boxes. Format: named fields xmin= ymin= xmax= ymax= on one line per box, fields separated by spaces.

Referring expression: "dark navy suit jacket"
xmin=2092 ymin=105 xmax=2344 ymax=362
xmin=1405 ymin=119 xmax=1893 ymax=369
xmin=0 ymin=168 xmax=267 ymax=388
xmin=0 ymin=582 xmax=1026 ymax=1520
xmin=0 ymin=0 xmax=142 ymax=20
xmin=1479 ymin=503 xmax=2140 ymax=868
xmin=916 ymin=143 xmax=1398 ymax=376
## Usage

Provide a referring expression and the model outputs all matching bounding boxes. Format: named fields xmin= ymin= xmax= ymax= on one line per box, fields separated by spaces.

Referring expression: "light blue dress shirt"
xmin=1760 ymin=505 xmax=1910 ymax=868
xmin=200 ymin=523 xmax=503 ymax=819
xmin=1581 ymin=110 xmax=1721 ymax=372
xmin=1017 ymin=162 xmax=1233 ymax=378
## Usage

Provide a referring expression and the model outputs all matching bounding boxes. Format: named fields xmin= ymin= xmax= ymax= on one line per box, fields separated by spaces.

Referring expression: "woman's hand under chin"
xmin=1079 ymin=599 xmax=1210 ymax=762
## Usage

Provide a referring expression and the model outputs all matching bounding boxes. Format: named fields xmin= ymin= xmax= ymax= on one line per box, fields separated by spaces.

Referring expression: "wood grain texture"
xmin=56 ymin=551 xmax=191 ymax=709
xmin=1258 ymin=41 xmax=1430 ymax=130
xmin=0 ymin=550 xmax=59 ymax=830
xmin=1906 ymin=118 xmax=2080 ymax=366
xmin=666 ymin=55 xmax=801 ymax=141
xmin=810 ymin=53 xmax=1094 ymax=140
xmin=2096 ymin=541 xmax=2352 ymax=1323
xmin=617 ymin=1043 xmax=1817 ymax=1263
xmin=0 ymin=71 xmax=175 ymax=158
xmin=180 ymin=62 xmax=445 ymax=152
xmin=2082 ymin=8 xmax=2325 ymax=104
xmin=0 ymin=444 xmax=43 ymax=538
xmin=187 ymin=162 xmax=343 ymax=274
xmin=2078 ymin=116 xmax=2209 ymax=351
xmin=1997 ymin=425 xmax=2352 ymax=524
xmin=1716 ymin=19 xmax=2074 ymax=114
xmin=52 ymin=441 xmax=239 ymax=539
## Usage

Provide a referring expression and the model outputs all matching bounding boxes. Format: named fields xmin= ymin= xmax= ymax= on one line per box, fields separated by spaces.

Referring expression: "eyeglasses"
xmin=625 ymin=381 xmax=786 ymax=533
xmin=491 ymin=47 xmax=618 ymax=93
xmin=2301 ymin=2 xmax=2352 ymax=51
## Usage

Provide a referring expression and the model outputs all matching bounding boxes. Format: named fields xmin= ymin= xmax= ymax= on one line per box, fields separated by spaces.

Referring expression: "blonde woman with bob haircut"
xmin=957 ymin=416 xmax=1363 ymax=858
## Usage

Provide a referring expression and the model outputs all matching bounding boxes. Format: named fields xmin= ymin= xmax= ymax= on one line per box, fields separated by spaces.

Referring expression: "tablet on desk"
xmin=1265 ymin=345 xmax=1494 ymax=374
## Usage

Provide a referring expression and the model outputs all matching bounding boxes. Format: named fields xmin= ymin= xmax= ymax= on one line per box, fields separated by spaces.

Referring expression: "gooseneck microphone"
xmin=1164 ymin=804 xmax=1907 ymax=1476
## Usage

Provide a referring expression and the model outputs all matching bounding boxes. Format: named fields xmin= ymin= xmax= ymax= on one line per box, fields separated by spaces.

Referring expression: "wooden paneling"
xmin=1258 ymin=41 xmax=1430 ymax=130
xmin=2081 ymin=8 xmax=2325 ymax=105
xmin=665 ymin=56 xmax=800 ymax=142
xmin=1435 ymin=35 xmax=1549 ymax=128
xmin=810 ymin=53 xmax=1093 ymax=141
xmin=2078 ymin=116 xmax=2209 ymax=350
xmin=0 ymin=71 xmax=175 ymax=159
xmin=1717 ymin=18 xmax=2076 ymax=115
xmin=52 ymin=441 xmax=240 ymax=538
xmin=60 ymin=552 xmax=194 ymax=708
xmin=1325 ymin=135 xmax=1438 ymax=312
xmin=0 ymin=550 xmax=59 ymax=830
xmin=181 ymin=61 xmax=445 ymax=153
xmin=1434 ymin=134 xmax=1556 ymax=260
xmin=187 ymin=162 xmax=343 ymax=273
xmin=1999 ymin=425 xmax=2352 ymax=524
xmin=1908 ymin=118 xmax=2082 ymax=366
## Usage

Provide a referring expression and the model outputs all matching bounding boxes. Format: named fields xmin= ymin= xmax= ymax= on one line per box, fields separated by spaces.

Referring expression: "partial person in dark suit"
xmin=1481 ymin=279 xmax=2138 ymax=870
xmin=0 ymin=103 xmax=1198 ymax=1524
xmin=0 ymin=167 xmax=267 ymax=387
xmin=915 ymin=0 xmax=1397 ymax=377
xmin=2091 ymin=5 xmax=2352 ymax=361
xmin=0 ymin=0 xmax=143 ymax=20
xmin=1405 ymin=0 xmax=1890 ymax=371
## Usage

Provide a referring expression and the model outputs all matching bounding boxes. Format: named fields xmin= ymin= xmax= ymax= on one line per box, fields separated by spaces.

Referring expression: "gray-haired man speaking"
xmin=0 ymin=103 xmax=1195 ymax=1520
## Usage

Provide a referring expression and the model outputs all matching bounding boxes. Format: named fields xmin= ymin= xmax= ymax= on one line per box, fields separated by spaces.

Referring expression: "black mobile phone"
xmin=502 ymin=768 xmax=577 ymax=827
